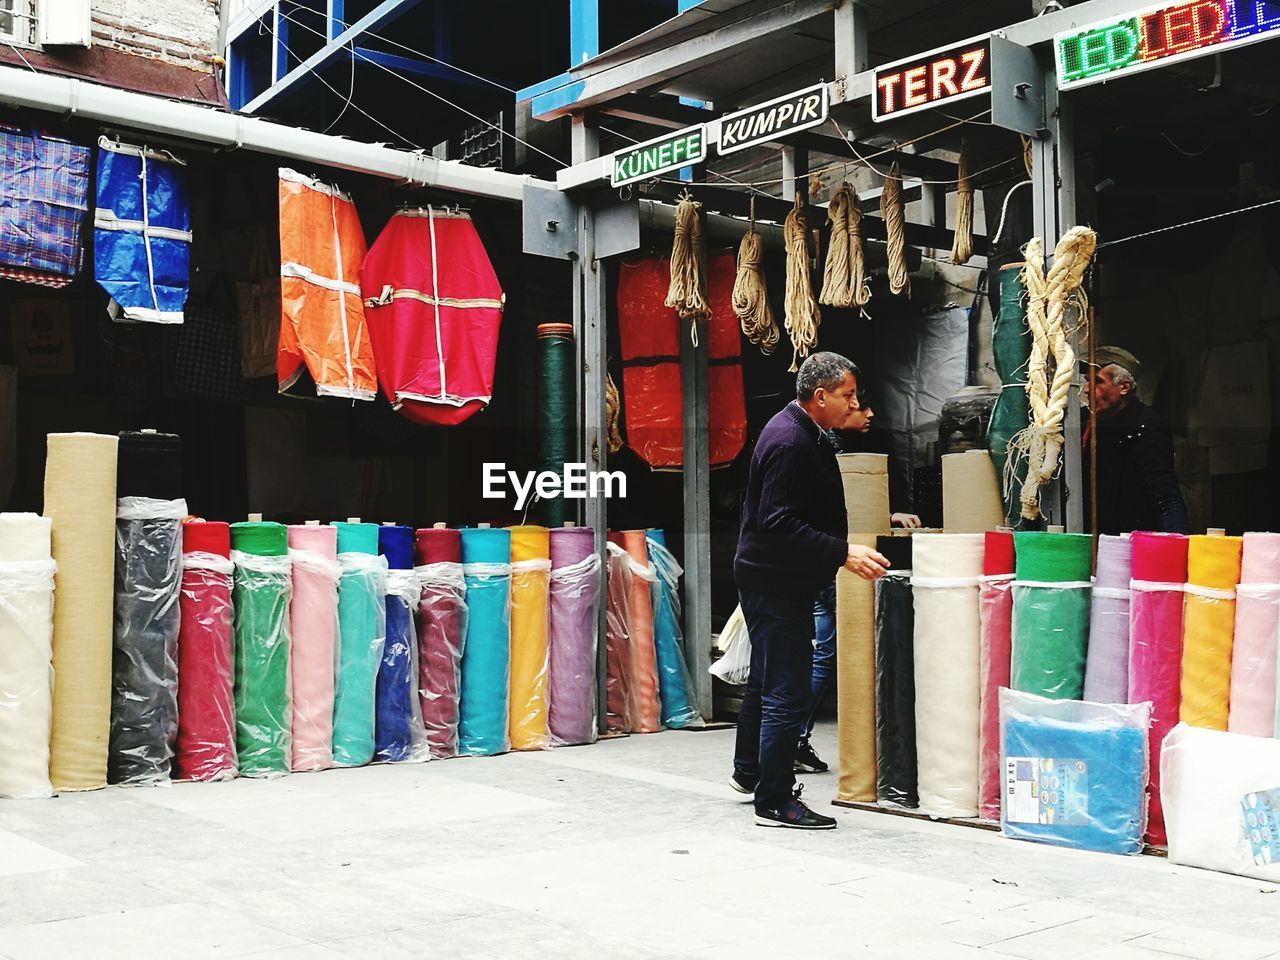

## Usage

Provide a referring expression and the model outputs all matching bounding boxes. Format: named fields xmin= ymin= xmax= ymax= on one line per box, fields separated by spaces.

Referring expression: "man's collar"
xmin=786 ymin=400 xmax=824 ymax=438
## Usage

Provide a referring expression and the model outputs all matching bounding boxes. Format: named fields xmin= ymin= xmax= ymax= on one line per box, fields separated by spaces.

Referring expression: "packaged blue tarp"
xmin=1000 ymin=689 xmax=1150 ymax=856
xmin=94 ymin=138 xmax=191 ymax=323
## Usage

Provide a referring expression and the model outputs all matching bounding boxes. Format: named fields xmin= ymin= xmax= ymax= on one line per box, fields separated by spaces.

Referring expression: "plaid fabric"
xmin=0 ymin=127 xmax=90 ymax=279
xmin=174 ymin=298 xmax=243 ymax=402
xmin=0 ymin=265 xmax=74 ymax=288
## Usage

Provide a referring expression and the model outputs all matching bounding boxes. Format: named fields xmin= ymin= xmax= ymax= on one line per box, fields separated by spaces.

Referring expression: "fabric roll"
xmin=109 ymin=494 xmax=186 ymax=785
xmin=231 ymin=521 xmax=293 ymax=778
xmin=174 ymin=520 xmax=236 ymax=782
xmin=414 ymin=528 xmax=467 ymax=759
xmin=44 ymin=432 xmax=119 ymax=791
xmin=1230 ymin=533 xmax=1280 ymax=737
xmin=1085 ymin=535 xmax=1133 ymax=704
xmin=537 ymin=324 xmax=574 ymax=527
xmin=287 ymin=524 xmax=340 ymax=772
xmin=509 ymin=526 xmax=552 ymax=751
xmin=0 ymin=513 xmax=56 ymax=799
xmin=912 ymin=533 xmax=985 ymax=818
xmin=979 ymin=530 xmax=1015 ymax=821
xmin=377 ymin=525 xmax=427 ymax=763
xmin=331 ymin=521 xmax=388 ymax=767
xmin=942 ymin=451 xmax=1005 ymax=533
xmin=548 ymin=527 xmax=600 ymax=746
xmin=838 ymin=453 xmax=891 ymax=535
xmin=988 ymin=262 xmax=1030 ymax=526
xmin=622 ymin=530 xmax=662 ymax=733
xmin=647 ymin=530 xmax=702 ymax=729
xmin=875 ymin=535 xmax=916 ymax=808
xmin=1180 ymin=534 xmax=1243 ymax=730
xmin=605 ymin=537 xmax=635 ymax=733
xmin=837 ymin=534 xmax=879 ymax=803
xmin=459 ymin=527 xmax=512 ymax=756
xmin=1011 ymin=532 xmax=1092 ymax=700
xmin=1129 ymin=531 xmax=1189 ymax=846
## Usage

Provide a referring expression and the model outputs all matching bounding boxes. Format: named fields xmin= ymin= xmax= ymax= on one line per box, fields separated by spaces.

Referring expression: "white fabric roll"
xmin=911 ymin=533 xmax=985 ymax=818
xmin=0 ymin=513 xmax=57 ymax=799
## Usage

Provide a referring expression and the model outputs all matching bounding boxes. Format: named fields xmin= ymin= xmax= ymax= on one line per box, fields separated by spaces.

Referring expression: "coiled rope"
xmin=732 ymin=197 xmax=780 ymax=354
xmin=819 ymin=182 xmax=872 ymax=316
xmin=783 ymin=192 xmax=820 ymax=372
xmin=605 ymin=371 xmax=624 ymax=454
xmin=664 ymin=190 xmax=711 ymax=347
xmin=950 ymin=143 xmax=974 ymax=265
xmin=881 ymin=163 xmax=911 ymax=297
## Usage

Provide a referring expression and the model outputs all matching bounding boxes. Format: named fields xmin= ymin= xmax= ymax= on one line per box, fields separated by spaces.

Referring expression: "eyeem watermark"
xmin=482 ymin=463 xmax=627 ymax=511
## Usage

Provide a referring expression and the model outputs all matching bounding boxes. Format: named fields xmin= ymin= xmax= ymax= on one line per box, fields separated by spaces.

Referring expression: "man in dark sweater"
xmin=732 ymin=352 xmax=889 ymax=829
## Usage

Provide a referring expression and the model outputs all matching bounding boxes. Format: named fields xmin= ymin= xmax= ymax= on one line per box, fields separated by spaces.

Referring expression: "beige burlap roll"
xmin=44 ymin=432 xmax=118 ymax=791
xmin=836 ymin=534 xmax=878 ymax=802
xmin=838 ymin=453 xmax=891 ymax=536
xmin=942 ymin=450 xmax=1005 ymax=533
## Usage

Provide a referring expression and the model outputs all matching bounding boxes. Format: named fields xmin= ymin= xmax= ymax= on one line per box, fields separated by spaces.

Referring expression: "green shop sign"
xmin=610 ymin=126 xmax=707 ymax=188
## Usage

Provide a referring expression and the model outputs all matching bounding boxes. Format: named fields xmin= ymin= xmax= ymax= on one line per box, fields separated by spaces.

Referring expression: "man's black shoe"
xmin=794 ymin=740 xmax=829 ymax=774
xmin=729 ymin=772 xmax=757 ymax=802
xmin=754 ymin=786 xmax=837 ymax=830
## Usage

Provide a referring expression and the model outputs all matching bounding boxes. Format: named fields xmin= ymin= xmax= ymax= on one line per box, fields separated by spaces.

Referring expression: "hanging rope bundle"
xmin=732 ymin=198 xmax=780 ymax=354
xmin=881 ymin=163 xmax=911 ymax=297
xmin=664 ymin=190 xmax=711 ymax=347
xmin=783 ymin=192 xmax=820 ymax=373
xmin=1012 ymin=226 xmax=1098 ymax=520
xmin=605 ymin=371 xmax=624 ymax=454
xmin=819 ymin=182 xmax=872 ymax=316
xmin=950 ymin=143 xmax=974 ymax=265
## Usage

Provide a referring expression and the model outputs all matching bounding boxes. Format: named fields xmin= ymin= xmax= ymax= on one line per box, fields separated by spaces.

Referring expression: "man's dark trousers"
xmin=733 ymin=587 xmax=815 ymax=810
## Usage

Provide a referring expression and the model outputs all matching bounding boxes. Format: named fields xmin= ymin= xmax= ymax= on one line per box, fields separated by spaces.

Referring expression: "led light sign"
xmin=609 ymin=126 xmax=707 ymax=188
xmin=873 ymin=37 xmax=992 ymax=122
xmin=1056 ymin=1 xmax=1280 ymax=90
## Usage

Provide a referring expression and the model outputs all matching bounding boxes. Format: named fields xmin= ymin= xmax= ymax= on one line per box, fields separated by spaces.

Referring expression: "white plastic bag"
xmin=709 ymin=604 xmax=750 ymax=685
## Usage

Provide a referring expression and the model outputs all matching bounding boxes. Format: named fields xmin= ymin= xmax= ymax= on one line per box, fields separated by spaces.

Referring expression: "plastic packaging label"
xmin=1242 ymin=788 xmax=1280 ymax=867
xmin=1005 ymin=756 xmax=1089 ymax=826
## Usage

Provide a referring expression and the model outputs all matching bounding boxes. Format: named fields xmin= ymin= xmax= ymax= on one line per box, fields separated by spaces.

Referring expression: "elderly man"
xmin=731 ymin=352 xmax=888 ymax=830
xmin=1086 ymin=346 xmax=1189 ymax=536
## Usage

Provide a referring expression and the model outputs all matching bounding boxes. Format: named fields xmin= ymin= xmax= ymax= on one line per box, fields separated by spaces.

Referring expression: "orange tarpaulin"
xmin=276 ymin=169 xmax=376 ymax=401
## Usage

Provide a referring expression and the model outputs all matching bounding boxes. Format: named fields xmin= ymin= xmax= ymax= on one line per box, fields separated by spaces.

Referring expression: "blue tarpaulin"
xmin=94 ymin=138 xmax=192 ymax=323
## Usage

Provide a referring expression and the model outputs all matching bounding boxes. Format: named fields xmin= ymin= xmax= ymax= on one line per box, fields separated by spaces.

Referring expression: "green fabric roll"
xmin=331 ymin=522 xmax=386 ymax=767
xmin=1012 ymin=532 xmax=1093 ymax=700
xmin=537 ymin=323 xmax=575 ymax=527
xmin=988 ymin=264 xmax=1030 ymax=527
xmin=230 ymin=522 xmax=292 ymax=777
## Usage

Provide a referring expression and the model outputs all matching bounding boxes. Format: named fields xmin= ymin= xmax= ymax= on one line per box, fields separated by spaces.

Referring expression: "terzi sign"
xmin=1056 ymin=1 xmax=1280 ymax=90
xmin=873 ymin=36 xmax=992 ymax=121
xmin=610 ymin=126 xmax=707 ymax=188
xmin=717 ymin=83 xmax=829 ymax=155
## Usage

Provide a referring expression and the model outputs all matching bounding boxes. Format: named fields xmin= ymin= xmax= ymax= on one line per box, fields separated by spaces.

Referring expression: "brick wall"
xmin=90 ymin=0 xmax=221 ymax=71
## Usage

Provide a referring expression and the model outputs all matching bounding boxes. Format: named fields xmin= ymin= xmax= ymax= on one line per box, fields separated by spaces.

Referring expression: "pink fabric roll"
xmin=287 ymin=524 xmax=340 ymax=772
xmin=978 ymin=530 xmax=1014 ymax=821
xmin=1229 ymin=533 xmax=1280 ymax=737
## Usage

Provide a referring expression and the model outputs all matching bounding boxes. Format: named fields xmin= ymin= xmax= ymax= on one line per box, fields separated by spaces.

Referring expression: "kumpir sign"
xmin=717 ymin=83 xmax=829 ymax=156
xmin=610 ymin=126 xmax=707 ymax=188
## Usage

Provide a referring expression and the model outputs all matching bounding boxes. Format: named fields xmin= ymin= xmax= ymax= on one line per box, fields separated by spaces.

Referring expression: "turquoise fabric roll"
xmin=646 ymin=530 xmax=701 ymax=728
xmin=459 ymin=527 xmax=512 ymax=756
xmin=331 ymin=521 xmax=387 ymax=767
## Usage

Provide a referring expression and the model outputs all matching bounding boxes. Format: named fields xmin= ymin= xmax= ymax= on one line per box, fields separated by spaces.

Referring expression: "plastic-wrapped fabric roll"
xmin=1084 ymin=535 xmax=1133 ymax=704
xmin=838 ymin=453 xmax=891 ymax=535
xmin=414 ymin=528 xmax=467 ymax=759
xmin=979 ymin=530 xmax=1015 ymax=821
xmin=109 ymin=494 xmax=186 ymax=785
xmin=837 ymin=533 xmax=878 ymax=803
xmin=331 ymin=522 xmax=388 ymax=767
xmin=377 ymin=525 xmax=428 ymax=763
xmin=537 ymin=323 xmax=574 ymax=527
xmin=1128 ymin=531 xmax=1189 ymax=846
xmin=875 ymin=535 xmax=916 ymax=808
xmin=646 ymin=530 xmax=702 ymax=729
xmin=509 ymin=525 xmax=552 ymax=751
xmin=912 ymin=534 xmax=985 ymax=818
xmin=1230 ymin=533 xmax=1280 ymax=737
xmin=942 ymin=451 xmax=1005 ymax=533
xmin=44 ymin=432 xmax=118 ymax=792
xmin=604 ymin=538 xmax=635 ymax=733
xmin=174 ymin=521 xmax=236 ymax=782
xmin=1000 ymin=690 xmax=1150 ymax=856
xmin=0 ymin=513 xmax=56 ymax=799
xmin=287 ymin=524 xmax=339 ymax=772
xmin=1180 ymin=534 xmax=1242 ymax=731
xmin=1011 ymin=533 xmax=1092 ymax=700
xmin=988 ymin=263 xmax=1029 ymax=527
xmin=548 ymin=527 xmax=600 ymax=746
xmin=622 ymin=530 xmax=662 ymax=733
xmin=459 ymin=527 xmax=512 ymax=756
xmin=1161 ymin=723 xmax=1280 ymax=883
xmin=231 ymin=521 xmax=293 ymax=778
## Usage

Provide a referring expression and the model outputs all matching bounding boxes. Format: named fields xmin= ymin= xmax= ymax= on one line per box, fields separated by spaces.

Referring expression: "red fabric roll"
xmin=174 ymin=520 xmax=237 ymax=781
xmin=414 ymin=527 xmax=465 ymax=758
xmin=983 ymin=530 xmax=1015 ymax=577
xmin=1128 ymin=531 xmax=1189 ymax=845
xmin=415 ymin=527 xmax=461 ymax=565
xmin=979 ymin=529 xmax=1015 ymax=820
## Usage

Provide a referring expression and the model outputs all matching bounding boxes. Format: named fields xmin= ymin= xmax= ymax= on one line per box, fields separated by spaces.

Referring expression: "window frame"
xmin=0 ymin=0 xmax=39 ymax=48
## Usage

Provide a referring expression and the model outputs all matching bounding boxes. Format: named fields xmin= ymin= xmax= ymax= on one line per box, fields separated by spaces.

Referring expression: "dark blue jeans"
xmin=733 ymin=587 xmax=815 ymax=811
xmin=804 ymin=582 xmax=837 ymax=741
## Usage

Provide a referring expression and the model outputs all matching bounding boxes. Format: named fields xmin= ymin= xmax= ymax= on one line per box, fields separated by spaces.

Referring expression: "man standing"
xmin=1086 ymin=346 xmax=1190 ymax=536
xmin=731 ymin=352 xmax=888 ymax=829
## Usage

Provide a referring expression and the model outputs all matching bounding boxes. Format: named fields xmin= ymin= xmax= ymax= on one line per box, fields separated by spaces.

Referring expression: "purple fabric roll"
xmin=1084 ymin=534 xmax=1133 ymax=704
xmin=548 ymin=528 xmax=600 ymax=746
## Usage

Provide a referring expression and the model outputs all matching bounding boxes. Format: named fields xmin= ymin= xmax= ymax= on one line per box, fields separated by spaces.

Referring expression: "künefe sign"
xmin=610 ymin=127 xmax=707 ymax=188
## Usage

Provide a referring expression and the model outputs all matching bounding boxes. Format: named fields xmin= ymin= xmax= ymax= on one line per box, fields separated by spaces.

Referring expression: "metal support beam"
xmin=782 ymin=145 xmax=808 ymax=202
xmin=832 ymin=0 xmax=868 ymax=91
xmin=352 ymin=48 xmax=488 ymax=87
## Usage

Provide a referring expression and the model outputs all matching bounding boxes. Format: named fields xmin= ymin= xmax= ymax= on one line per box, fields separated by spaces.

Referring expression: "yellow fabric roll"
xmin=1180 ymin=534 xmax=1242 ymax=731
xmin=942 ymin=451 xmax=1004 ymax=533
xmin=509 ymin=525 xmax=551 ymax=751
xmin=838 ymin=453 xmax=891 ymax=536
xmin=836 ymin=534 xmax=878 ymax=802
xmin=43 ymin=433 xmax=118 ymax=791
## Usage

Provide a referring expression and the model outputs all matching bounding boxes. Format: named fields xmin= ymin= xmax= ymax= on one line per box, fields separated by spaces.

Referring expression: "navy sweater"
xmin=734 ymin=402 xmax=849 ymax=598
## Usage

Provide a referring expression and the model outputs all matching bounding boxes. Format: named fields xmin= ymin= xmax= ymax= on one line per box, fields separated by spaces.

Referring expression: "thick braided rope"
xmin=733 ymin=226 xmax=780 ymax=354
xmin=664 ymin=193 xmax=711 ymax=347
xmin=783 ymin=193 xmax=820 ymax=373
xmin=882 ymin=163 xmax=911 ymax=297
xmin=820 ymin=183 xmax=852 ymax=307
